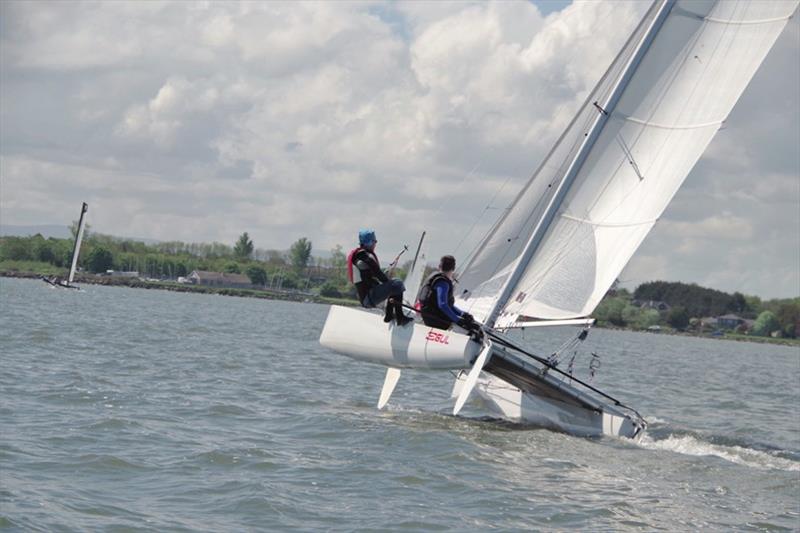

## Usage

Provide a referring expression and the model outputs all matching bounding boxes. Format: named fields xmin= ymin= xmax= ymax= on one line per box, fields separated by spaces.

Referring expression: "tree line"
xmin=0 ymin=230 xmax=378 ymax=298
xmin=1 ymin=230 xmax=796 ymax=337
xmin=595 ymin=281 xmax=799 ymax=338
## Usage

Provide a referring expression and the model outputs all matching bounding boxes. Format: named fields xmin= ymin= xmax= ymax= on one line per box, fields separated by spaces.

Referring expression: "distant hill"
xmin=0 ymin=224 xmax=160 ymax=244
xmin=0 ymin=224 xmax=71 ymax=239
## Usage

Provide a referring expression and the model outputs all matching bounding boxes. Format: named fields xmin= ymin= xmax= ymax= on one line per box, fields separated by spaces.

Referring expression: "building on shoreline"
xmin=188 ymin=270 xmax=252 ymax=289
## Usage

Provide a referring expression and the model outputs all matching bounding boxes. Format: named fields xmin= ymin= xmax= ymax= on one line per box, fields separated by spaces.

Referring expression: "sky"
xmin=1 ymin=1 xmax=798 ymax=299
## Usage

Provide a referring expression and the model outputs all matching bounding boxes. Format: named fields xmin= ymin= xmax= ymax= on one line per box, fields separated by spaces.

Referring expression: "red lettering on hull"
xmin=425 ymin=331 xmax=450 ymax=345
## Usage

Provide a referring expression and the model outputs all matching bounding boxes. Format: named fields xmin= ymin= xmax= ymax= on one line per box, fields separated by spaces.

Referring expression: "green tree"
xmin=246 ymin=265 xmax=267 ymax=286
xmin=728 ymin=292 xmax=748 ymax=314
xmin=775 ymin=302 xmax=800 ymax=338
xmin=87 ymin=246 xmax=113 ymax=273
xmin=52 ymin=239 xmax=72 ymax=267
xmin=319 ymin=280 xmax=342 ymax=298
xmin=224 ymin=262 xmax=241 ymax=274
xmin=175 ymin=262 xmax=189 ymax=277
xmin=752 ymin=311 xmax=780 ymax=337
xmin=290 ymin=237 xmax=312 ymax=271
xmin=330 ymin=244 xmax=347 ymax=280
xmin=637 ymin=309 xmax=661 ymax=329
xmin=69 ymin=221 xmax=90 ymax=239
xmin=667 ymin=306 xmax=690 ymax=330
xmin=263 ymin=249 xmax=286 ymax=266
xmin=0 ymin=237 xmax=32 ymax=261
xmin=278 ymin=270 xmax=301 ymax=289
xmin=595 ymin=298 xmax=626 ymax=326
xmin=233 ymin=232 xmax=254 ymax=260
xmin=634 ymin=281 xmax=734 ymax=318
xmin=622 ymin=304 xmax=641 ymax=327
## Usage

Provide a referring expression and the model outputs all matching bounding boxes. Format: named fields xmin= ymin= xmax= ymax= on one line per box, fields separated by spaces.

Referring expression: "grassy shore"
xmin=602 ymin=324 xmax=800 ymax=347
xmin=0 ymin=268 xmax=360 ymax=307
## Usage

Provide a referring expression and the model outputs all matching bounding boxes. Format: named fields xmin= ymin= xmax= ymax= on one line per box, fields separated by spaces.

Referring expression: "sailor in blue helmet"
xmin=347 ymin=229 xmax=413 ymax=326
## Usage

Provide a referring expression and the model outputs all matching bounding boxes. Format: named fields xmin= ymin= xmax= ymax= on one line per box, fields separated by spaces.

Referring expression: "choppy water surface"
xmin=1 ymin=277 xmax=798 ymax=531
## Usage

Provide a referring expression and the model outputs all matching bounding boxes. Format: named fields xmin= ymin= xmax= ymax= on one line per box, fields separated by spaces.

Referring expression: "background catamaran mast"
xmin=483 ymin=0 xmax=674 ymax=329
xmin=67 ymin=202 xmax=89 ymax=284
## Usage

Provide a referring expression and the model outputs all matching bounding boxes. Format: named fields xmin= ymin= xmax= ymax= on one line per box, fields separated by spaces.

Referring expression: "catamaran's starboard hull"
xmin=453 ymin=349 xmax=644 ymax=439
xmin=42 ymin=277 xmax=80 ymax=290
xmin=319 ymin=305 xmax=481 ymax=369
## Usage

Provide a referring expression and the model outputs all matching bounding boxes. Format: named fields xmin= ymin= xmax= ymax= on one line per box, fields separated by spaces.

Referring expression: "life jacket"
xmin=418 ymin=272 xmax=455 ymax=329
xmin=346 ymin=247 xmax=360 ymax=283
xmin=347 ymin=247 xmax=380 ymax=284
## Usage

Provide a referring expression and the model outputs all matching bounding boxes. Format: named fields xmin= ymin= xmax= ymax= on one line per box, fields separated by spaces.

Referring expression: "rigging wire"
xmin=506 ymin=6 xmax=722 ymax=314
xmin=453 ymin=174 xmax=513 ymax=259
xmin=454 ymin=30 xmax=635 ymax=320
xmin=405 ymin=302 xmax=645 ymax=423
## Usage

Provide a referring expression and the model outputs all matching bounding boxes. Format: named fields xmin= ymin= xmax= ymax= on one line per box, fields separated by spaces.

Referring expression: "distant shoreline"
xmin=4 ymin=271 xmax=797 ymax=348
xmin=1 ymin=271 xmax=359 ymax=308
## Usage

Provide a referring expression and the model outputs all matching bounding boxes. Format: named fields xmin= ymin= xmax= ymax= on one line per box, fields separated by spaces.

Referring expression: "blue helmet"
xmin=358 ymin=229 xmax=377 ymax=246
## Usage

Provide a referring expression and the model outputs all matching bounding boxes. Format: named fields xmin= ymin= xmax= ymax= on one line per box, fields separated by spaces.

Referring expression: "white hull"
xmin=319 ymin=305 xmax=644 ymax=439
xmin=453 ymin=371 xmax=641 ymax=439
xmin=320 ymin=305 xmax=481 ymax=369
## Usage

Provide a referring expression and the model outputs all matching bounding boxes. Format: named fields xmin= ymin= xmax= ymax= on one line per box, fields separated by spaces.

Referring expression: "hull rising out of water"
xmin=453 ymin=350 xmax=644 ymax=439
xmin=320 ymin=306 xmax=645 ymax=439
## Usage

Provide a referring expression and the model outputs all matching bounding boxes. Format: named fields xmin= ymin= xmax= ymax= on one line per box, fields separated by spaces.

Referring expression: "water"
xmin=1 ymin=277 xmax=798 ymax=531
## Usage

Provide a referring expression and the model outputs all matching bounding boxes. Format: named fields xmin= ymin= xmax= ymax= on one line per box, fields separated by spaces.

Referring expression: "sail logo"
xmin=426 ymin=331 xmax=450 ymax=345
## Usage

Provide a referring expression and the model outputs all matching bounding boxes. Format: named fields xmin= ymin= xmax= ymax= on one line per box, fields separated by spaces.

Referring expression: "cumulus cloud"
xmin=0 ymin=0 xmax=797 ymax=298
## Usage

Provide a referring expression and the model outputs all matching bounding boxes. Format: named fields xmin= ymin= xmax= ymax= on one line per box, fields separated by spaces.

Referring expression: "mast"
xmin=484 ymin=0 xmax=675 ymax=328
xmin=68 ymin=202 xmax=89 ymax=283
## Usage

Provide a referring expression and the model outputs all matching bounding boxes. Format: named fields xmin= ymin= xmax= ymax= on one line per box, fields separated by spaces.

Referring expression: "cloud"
xmin=1 ymin=0 xmax=797 ymax=298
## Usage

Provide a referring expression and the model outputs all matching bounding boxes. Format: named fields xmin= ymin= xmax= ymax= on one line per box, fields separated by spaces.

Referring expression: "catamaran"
xmin=320 ymin=0 xmax=798 ymax=438
xmin=43 ymin=202 xmax=89 ymax=290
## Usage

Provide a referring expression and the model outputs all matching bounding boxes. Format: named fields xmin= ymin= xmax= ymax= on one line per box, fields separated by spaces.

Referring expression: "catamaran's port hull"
xmin=453 ymin=349 xmax=643 ymax=439
xmin=319 ymin=305 xmax=481 ymax=369
xmin=42 ymin=277 xmax=80 ymax=290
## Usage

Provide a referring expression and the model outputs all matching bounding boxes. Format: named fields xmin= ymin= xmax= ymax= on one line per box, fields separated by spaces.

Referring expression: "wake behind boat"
xmin=43 ymin=202 xmax=88 ymax=290
xmin=320 ymin=0 xmax=798 ymax=439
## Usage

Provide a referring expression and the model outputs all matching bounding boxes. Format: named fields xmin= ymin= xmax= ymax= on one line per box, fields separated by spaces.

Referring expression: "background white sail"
xmin=456 ymin=0 xmax=798 ymax=326
xmin=68 ymin=202 xmax=89 ymax=283
xmin=403 ymin=232 xmax=428 ymax=307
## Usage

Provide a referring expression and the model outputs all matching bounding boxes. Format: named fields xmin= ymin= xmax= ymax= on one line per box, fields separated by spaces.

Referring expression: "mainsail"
xmin=456 ymin=0 xmax=798 ymax=327
xmin=68 ymin=202 xmax=89 ymax=283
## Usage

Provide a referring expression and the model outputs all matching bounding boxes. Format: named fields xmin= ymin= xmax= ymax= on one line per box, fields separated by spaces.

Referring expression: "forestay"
xmin=455 ymin=0 xmax=797 ymax=327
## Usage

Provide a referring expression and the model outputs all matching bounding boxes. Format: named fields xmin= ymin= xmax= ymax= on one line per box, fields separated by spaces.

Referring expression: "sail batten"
xmin=560 ymin=214 xmax=657 ymax=229
xmin=617 ymin=114 xmax=724 ymax=130
xmin=674 ymin=5 xmax=795 ymax=25
xmin=456 ymin=0 xmax=798 ymax=324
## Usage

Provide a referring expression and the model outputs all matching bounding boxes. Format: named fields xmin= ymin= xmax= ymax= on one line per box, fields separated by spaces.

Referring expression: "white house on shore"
xmin=188 ymin=270 xmax=253 ymax=289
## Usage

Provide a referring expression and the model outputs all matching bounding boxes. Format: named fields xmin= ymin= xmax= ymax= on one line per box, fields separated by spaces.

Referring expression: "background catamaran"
xmin=320 ymin=0 xmax=798 ymax=438
xmin=43 ymin=202 xmax=88 ymax=290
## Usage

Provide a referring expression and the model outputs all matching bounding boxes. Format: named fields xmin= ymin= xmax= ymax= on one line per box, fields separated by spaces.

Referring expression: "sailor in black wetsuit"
xmin=348 ymin=229 xmax=413 ymax=326
xmin=418 ymin=255 xmax=482 ymax=339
